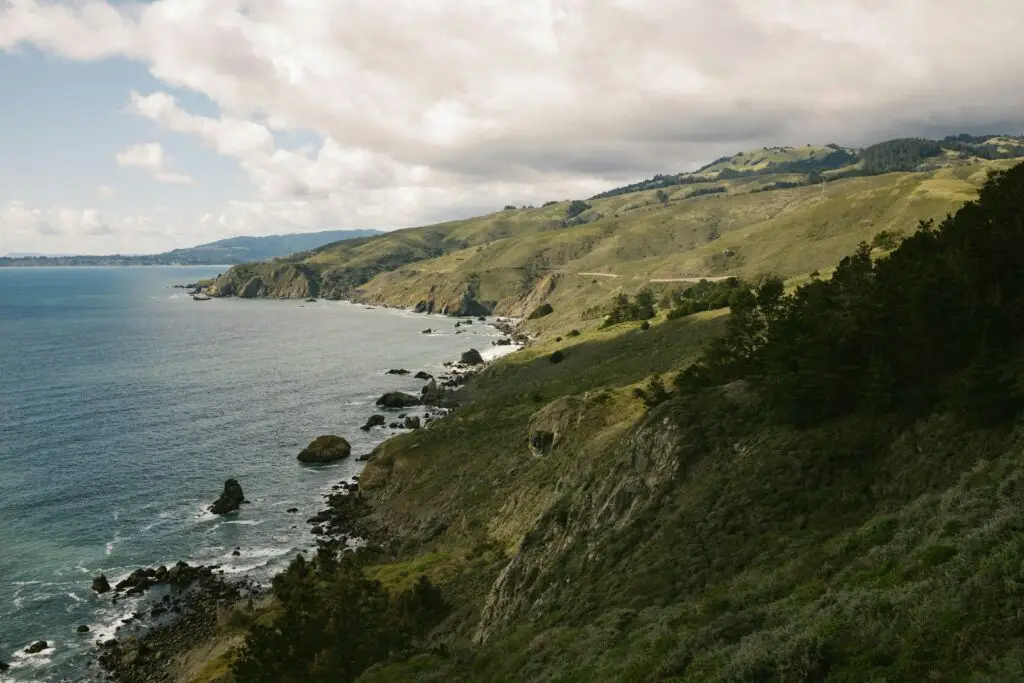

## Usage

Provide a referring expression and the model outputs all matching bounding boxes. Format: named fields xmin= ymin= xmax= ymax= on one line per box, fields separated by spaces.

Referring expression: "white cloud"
xmin=115 ymin=142 xmax=195 ymax=184
xmin=4 ymin=0 xmax=1024 ymax=252
xmin=98 ymin=185 xmax=115 ymax=199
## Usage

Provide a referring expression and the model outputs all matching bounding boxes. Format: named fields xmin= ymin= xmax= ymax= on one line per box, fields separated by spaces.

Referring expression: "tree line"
xmin=677 ymin=163 xmax=1024 ymax=427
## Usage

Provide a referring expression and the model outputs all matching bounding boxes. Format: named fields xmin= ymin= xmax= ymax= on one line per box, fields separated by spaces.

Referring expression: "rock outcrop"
xmin=297 ymin=435 xmax=352 ymax=463
xmin=375 ymin=392 xmax=420 ymax=409
xmin=361 ymin=414 xmax=387 ymax=430
xmin=92 ymin=574 xmax=111 ymax=594
xmin=209 ymin=479 xmax=246 ymax=515
xmin=25 ymin=641 xmax=48 ymax=654
xmin=460 ymin=348 xmax=484 ymax=365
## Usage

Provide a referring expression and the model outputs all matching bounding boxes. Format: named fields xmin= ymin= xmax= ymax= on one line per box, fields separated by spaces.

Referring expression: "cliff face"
xmin=205 ymin=263 xmax=318 ymax=299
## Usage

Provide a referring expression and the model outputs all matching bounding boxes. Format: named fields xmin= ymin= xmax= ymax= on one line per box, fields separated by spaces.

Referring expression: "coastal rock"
xmin=421 ymin=379 xmax=443 ymax=406
xmin=414 ymin=371 xmax=433 ymax=380
xmin=0 ymin=661 xmax=8 ymax=672
xmin=460 ymin=348 xmax=484 ymax=365
xmin=360 ymin=414 xmax=386 ymax=431
xmin=209 ymin=478 xmax=246 ymax=515
xmin=385 ymin=368 xmax=410 ymax=375
xmin=25 ymin=641 xmax=48 ymax=655
xmin=375 ymin=392 xmax=420 ymax=409
xmin=77 ymin=625 xmax=90 ymax=633
xmin=92 ymin=574 xmax=111 ymax=594
xmin=404 ymin=416 xmax=422 ymax=430
xmin=239 ymin=277 xmax=264 ymax=298
xmin=286 ymin=507 xmax=298 ymax=513
xmin=421 ymin=328 xmax=432 ymax=334
xmin=297 ymin=435 xmax=352 ymax=463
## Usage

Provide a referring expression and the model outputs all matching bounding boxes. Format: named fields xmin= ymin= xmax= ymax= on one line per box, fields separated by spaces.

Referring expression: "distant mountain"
xmin=0 ymin=229 xmax=382 ymax=267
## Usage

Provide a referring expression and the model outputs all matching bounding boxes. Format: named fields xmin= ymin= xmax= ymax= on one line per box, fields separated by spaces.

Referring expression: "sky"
xmin=1 ymin=1 xmax=1024 ymax=256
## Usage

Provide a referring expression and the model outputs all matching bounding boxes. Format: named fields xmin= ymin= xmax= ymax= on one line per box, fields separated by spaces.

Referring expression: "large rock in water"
xmin=209 ymin=478 xmax=246 ymax=515
xmin=91 ymin=574 xmax=111 ymax=594
xmin=375 ymin=392 xmax=420 ymax=409
xmin=297 ymin=435 xmax=351 ymax=463
xmin=461 ymin=348 xmax=484 ymax=365
xmin=25 ymin=641 xmax=48 ymax=655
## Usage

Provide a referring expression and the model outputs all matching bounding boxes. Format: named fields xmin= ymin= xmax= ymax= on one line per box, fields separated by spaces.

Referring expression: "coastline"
xmin=88 ymin=298 xmax=526 ymax=682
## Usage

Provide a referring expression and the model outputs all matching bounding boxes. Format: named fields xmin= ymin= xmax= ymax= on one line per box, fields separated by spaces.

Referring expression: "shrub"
xmin=528 ymin=303 xmax=554 ymax=319
xmin=565 ymin=200 xmax=592 ymax=219
xmin=602 ymin=290 xmax=656 ymax=327
xmin=550 ymin=350 xmax=565 ymax=364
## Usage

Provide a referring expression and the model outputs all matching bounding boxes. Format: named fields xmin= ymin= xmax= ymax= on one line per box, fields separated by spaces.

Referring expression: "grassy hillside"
xmin=205 ymin=145 xmax=1023 ymax=323
xmin=189 ymin=161 xmax=1024 ymax=683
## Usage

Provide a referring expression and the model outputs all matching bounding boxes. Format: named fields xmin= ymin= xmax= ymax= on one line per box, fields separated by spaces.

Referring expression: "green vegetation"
xmin=664 ymin=277 xmax=743 ymax=319
xmin=527 ymin=303 xmax=554 ymax=319
xmin=680 ymin=164 xmax=1024 ymax=427
xmin=231 ymin=547 xmax=448 ymax=683
xmin=602 ymin=290 xmax=656 ymax=327
xmin=191 ymin=152 xmax=1024 ymax=682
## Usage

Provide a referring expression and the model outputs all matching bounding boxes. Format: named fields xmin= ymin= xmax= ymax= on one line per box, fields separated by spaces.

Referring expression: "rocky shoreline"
xmin=89 ymin=311 xmax=523 ymax=682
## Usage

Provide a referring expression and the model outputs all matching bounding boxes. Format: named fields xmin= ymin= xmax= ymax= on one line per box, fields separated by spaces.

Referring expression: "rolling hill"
xmin=204 ymin=134 xmax=1024 ymax=325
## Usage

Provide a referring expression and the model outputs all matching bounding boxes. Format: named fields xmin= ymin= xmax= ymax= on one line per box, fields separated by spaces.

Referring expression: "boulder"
xmin=77 ymin=625 xmax=90 ymax=633
xmin=297 ymin=435 xmax=352 ymax=463
xmin=421 ymin=379 xmax=441 ymax=405
xmin=460 ymin=348 xmax=484 ymax=365
xmin=375 ymin=392 xmax=420 ymax=409
xmin=0 ymin=661 xmax=8 ymax=672
xmin=209 ymin=478 xmax=246 ymax=515
xmin=414 ymin=371 xmax=433 ymax=380
xmin=385 ymin=368 xmax=410 ymax=375
xmin=360 ymin=414 xmax=386 ymax=431
xmin=91 ymin=574 xmax=111 ymax=594
xmin=286 ymin=507 xmax=299 ymax=513
xmin=404 ymin=416 xmax=422 ymax=430
xmin=25 ymin=641 xmax=48 ymax=655
xmin=421 ymin=328 xmax=432 ymax=334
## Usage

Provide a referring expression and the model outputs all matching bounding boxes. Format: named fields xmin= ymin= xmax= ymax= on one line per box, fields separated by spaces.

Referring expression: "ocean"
xmin=0 ymin=266 xmax=507 ymax=682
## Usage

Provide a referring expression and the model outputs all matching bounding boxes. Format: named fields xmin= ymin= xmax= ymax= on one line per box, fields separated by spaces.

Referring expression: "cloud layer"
xmin=3 ymin=0 xmax=1024 ymax=252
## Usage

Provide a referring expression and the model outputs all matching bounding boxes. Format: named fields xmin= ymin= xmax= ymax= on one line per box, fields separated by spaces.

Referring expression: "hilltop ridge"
xmin=203 ymin=134 xmax=1024 ymax=321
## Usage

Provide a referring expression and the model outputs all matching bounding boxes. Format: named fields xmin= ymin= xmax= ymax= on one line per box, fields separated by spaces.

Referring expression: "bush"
xmin=528 ymin=303 xmax=554 ymax=319
xmin=231 ymin=549 xmax=449 ymax=683
xmin=640 ymin=320 xmax=651 ymax=330
xmin=565 ymin=200 xmax=592 ymax=219
xmin=550 ymin=350 xmax=565 ymax=364
xmin=665 ymin=278 xmax=743 ymax=320
xmin=602 ymin=290 xmax=656 ymax=327
xmin=567 ymin=329 xmax=581 ymax=337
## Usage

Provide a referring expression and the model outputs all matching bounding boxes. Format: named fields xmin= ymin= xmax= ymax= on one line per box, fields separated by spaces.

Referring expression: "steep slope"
xmin=180 ymin=162 xmax=1024 ymax=683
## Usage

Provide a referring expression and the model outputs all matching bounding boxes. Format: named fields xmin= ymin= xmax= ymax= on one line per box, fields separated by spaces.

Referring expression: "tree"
xmin=655 ymin=189 xmax=669 ymax=206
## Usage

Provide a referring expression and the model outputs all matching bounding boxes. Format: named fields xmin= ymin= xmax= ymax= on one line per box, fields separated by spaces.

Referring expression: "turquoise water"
xmin=0 ymin=267 xmax=501 ymax=682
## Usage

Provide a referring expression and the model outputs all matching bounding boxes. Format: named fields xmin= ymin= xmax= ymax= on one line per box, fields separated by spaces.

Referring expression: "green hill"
xmin=0 ymin=229 xmax=380 ymax=267
xmin=205 ymin=136 xmax=1024 ymax=325
xmin=183 ymin=162 xmax=1024 ymax=683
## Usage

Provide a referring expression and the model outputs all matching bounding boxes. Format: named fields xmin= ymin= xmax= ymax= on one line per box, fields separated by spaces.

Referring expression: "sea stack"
xmin=297 ymin=435 xmax=352 ymax=464
xmin=209 ymin=478 xmax=246 ymax=515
